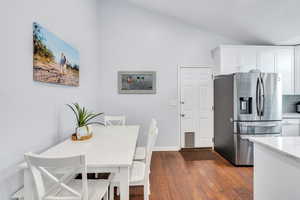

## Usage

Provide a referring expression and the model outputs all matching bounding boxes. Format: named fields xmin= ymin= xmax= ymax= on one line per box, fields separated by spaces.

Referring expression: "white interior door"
xmin=180 ymin=67 xmax=213 ymax=148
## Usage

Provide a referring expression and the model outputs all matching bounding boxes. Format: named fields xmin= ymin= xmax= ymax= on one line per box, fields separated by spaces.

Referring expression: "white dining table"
xmin=19 ymin=125 xmax=140 ymax=200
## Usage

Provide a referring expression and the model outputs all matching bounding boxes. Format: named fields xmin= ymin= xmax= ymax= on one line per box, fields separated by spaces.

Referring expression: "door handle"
xmin=260 ymin=77 xmax=265 ymax=116
xmin=256 ymin=78 xmax=261 ymax=116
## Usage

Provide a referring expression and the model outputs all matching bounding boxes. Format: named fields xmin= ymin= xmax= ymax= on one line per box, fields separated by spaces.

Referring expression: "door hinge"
xmin=211 ymin=74 xmax=214 ymax=80
xmin=212 ymin=105 xmax=214 ymax=111
xmin=212 ymin=137 xmax=215 ymax=144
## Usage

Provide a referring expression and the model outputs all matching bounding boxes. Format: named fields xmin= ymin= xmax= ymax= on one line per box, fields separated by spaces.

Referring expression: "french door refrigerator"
xmin=214 ymin=72 xmax=282 ymax=166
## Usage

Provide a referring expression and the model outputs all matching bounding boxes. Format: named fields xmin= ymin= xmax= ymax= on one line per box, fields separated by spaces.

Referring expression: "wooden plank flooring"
xmin=116 ymin=150 xmax=253 ymax=200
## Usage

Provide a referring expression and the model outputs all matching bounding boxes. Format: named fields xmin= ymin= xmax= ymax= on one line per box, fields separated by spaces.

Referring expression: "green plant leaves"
xmin=66 ymin=103 xmax=103 ymax=127
xmin=85 ymin=112 xmax=103 ymax=122
xmin=66 ymin=104 xmax=79 ymax=124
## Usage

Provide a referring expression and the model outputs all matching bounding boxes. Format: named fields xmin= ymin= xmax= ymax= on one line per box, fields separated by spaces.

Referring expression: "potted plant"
xmin=67 ymin=103 xmax=103 ymax=139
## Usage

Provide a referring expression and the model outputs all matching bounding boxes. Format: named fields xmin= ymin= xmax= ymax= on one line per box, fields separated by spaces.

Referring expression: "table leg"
xmin=119 ymin=167 xmax=130 ymax=200
xmin=24 ymin=168 xmax=35 ymax=200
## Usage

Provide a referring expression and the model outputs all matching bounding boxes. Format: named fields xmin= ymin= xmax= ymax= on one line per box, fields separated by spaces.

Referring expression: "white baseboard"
xmin=153 ymin=146 xmax=180 ymax=151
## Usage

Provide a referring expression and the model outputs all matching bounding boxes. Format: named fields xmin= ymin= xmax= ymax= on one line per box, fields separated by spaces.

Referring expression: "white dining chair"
xmin=110 ymin=126 xmax=158 ymax=200
xmin=24 ymin=153 xmax=113 ymax=200
xmin=134 ymin=119 xmax=157 ymax=161
xmin=104 ymin=116 xmax=126 ymax=126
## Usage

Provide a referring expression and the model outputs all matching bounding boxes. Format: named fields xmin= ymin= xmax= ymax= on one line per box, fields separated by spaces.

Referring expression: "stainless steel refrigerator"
xmin=214 ymin=72 xmax=282 ymax=166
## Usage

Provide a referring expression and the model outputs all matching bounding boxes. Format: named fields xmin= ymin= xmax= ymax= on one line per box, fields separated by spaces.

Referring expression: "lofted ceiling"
xmin=125 ymin=0 xmax=300 ymax=45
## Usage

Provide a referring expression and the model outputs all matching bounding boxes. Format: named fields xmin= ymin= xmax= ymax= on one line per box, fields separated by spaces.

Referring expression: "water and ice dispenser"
xmin=239 ymin=97 xmax=252 ymax=114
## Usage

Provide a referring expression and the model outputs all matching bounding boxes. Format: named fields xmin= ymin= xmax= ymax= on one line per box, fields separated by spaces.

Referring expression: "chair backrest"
xmin=145 ymin=120 xmax=158 ymax=175
xmin=104 ymin=116 xmax=126 ymax=126
xmin=24 ymin=153 xmax=88 ymax=200
xmin=146 ymin=119 xmax=157 ymax=154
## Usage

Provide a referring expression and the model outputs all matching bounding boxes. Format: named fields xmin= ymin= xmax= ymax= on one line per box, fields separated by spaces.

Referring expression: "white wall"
xmin=0 ymin=0 xmax=102 ymax=199
xmin=95 ymin=0 xmax=240 ymax=149
xmin=0 ymin=0 xmax=241 ymax=198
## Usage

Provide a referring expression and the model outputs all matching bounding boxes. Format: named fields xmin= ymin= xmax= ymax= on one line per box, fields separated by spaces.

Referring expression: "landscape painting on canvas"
xmin=33 ymin=22 xmax=79 ymax=86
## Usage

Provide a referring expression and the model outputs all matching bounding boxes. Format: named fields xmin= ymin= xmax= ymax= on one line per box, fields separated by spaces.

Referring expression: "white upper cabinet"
xmin=275 ymin=47 xmax=294 ymax=95
xmin=238 ymin=47 xmax=257 ymax=72
xmin=212 ymin=45 xmax=256 ymax=74
xmin=212 ymin=45 xmax=295 ymax=95
xmin=213 ymin=46 xmax=239 ymax=74
xmin=294 ymin=46 xmax=300 ymax=94
xmin=257 ymin=47 xmax=276 ymax=73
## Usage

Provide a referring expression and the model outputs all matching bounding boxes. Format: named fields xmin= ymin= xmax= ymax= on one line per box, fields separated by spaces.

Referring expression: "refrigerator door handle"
xmin=260 ymin=77 xmax=265 ymax=116
xmin=256 ymin=77 xmax=261 ymax=116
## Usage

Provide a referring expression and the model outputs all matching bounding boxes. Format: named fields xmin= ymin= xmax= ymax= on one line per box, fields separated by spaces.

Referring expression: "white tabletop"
xmin=20 ymin=125 xmax=140 ymax=169
xmin=249 ymin=136 xmax=300 ymax=162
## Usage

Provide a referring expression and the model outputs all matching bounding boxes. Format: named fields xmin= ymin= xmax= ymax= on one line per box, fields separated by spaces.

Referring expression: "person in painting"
xmin=140 ymin=76 xmax=145 ymax=89
xmin=60 ymin=52 xmax=67 ymax=74
xmin=125 ymin=76 xmax=133 ymax=90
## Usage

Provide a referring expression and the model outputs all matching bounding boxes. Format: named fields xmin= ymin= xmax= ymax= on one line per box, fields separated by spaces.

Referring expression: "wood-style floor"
xmin=117 ymin=150 xmax=253 ymax=200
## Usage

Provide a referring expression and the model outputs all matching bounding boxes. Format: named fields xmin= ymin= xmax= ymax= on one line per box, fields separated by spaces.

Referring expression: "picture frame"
xmin=33 ymin=22 xmax=79 ymax=86
xmin=118 ymin=71 xmax=156 ymax=94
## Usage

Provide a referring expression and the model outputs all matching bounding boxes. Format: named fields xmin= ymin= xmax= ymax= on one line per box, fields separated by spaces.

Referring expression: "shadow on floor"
xmin=179 ymin=148 xmax=219 ymax=161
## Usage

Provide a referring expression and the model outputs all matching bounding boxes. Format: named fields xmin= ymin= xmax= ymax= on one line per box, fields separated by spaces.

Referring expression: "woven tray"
xmin=71 ymin=133 xmax=93 ymax=141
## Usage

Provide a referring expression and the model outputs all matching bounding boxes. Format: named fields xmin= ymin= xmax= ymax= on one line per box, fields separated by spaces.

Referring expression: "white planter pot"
xmin=76 ymin=125 xmax=93 ymax=139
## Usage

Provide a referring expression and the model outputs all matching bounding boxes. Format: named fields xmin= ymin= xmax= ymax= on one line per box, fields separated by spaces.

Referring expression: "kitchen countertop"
xmin=249 ymin=136 xmax=300 ymax=162
xmin=283 ymin=112 xmax=300 ymax=119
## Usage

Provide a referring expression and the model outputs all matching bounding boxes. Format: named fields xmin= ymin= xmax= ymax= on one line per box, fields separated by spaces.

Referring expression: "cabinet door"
xmin=257 ymin=48 xmax=276 ymax=73
xmin=238 ymin=48 xmax=257 ymax=72
xmin=212 ymin=48 xmax=221 ymax=75
xmin=282 ymin=119 xmax=300 ymax=136
xmin=294 ymin=46 xmax=300 ymax=94
xmin=275 ymin=48 xmax=294 ymax=95
xmin=221 ymin=47 xmax=240 ymax=74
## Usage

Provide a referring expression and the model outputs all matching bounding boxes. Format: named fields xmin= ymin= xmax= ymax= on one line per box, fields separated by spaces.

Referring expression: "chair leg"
xmin=104 ymin=191 xmax=108 ymax=200
xmin=116 ymin=187 xmax=120 ymax=196
xmin=148 ymin=178 xmax=151 ymax=195
xmin=144 ymin=182 xmax=149 ymax=200
xmin=110 ymin=186 xmax=114 ymax=200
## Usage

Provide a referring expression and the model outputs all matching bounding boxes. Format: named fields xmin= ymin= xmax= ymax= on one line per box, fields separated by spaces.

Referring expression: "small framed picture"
xmin=118 ymin=71 xmax=156 ymax=94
